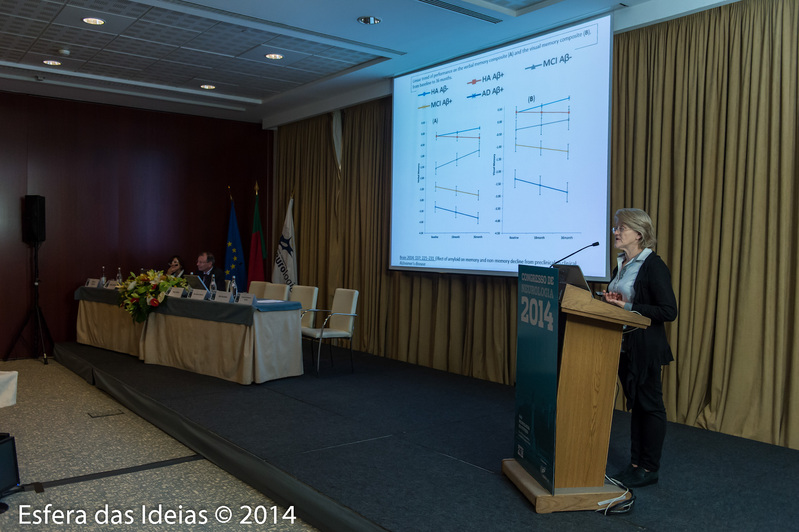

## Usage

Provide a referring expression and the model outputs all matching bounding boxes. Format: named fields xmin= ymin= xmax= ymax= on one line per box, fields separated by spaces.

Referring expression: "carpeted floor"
xmin=6 ymin=342 xmax=799 ymax=531
xmin=0 ymin=357 xmax=316 ymax=531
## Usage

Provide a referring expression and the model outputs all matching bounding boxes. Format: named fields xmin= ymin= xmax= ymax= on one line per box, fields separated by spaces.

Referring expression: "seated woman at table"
xmin=166 ymin=255 xmax=185 ymax=277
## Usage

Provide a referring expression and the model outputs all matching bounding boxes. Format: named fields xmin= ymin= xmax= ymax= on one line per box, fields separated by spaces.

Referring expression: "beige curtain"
xmin=613 ymin=0 xmax=799 ymax=447
xmin=274 ymin=0 xmax=798 ymax=448
xmin=275 ymin=100 xmax=518 ymax=384
xmin=273 ymin=113 xmax=340 ymax=300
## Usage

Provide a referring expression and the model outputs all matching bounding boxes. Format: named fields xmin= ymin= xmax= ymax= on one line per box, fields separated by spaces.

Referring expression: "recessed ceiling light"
xmin=82 ymin=17 xmax=106 ymax=25
xmin=357 ymin=16 xmax=381 ymax=25
xmin=264 ymin=53 xmax=283 ymax=60
xmin=43 ymin=60 xmax=61 ymax=66
xmin=200 ymin=84 xmax=216 ymax=90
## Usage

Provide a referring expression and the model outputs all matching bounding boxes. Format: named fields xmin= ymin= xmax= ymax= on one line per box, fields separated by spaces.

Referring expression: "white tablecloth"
xmin=141 ymin=306 xmax=303 ymax=384
xmin=77 ymin=300 xmax=143 ymax=357
xmin=75 ymin=289 xmax=303 ymax=385
xmin=0 ymin=371 xmax=18 ymax=408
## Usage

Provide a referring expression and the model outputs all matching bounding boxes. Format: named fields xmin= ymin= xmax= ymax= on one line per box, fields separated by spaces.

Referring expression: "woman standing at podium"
xmin=602 ymin=208 xmax=678 ymax=488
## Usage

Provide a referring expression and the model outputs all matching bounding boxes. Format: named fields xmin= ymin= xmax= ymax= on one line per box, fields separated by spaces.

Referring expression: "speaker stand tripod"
xmin=5 ymin=242 xmax=52 ymax=363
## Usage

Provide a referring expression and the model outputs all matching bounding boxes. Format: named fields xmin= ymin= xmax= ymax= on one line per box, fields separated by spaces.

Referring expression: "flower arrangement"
xmin=118 ymin=270 xmax=188 ymax=323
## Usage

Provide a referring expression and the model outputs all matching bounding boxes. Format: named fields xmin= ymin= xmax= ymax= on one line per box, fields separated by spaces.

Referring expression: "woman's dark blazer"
xmin=613 ymin=252 xmax=678 ymax=398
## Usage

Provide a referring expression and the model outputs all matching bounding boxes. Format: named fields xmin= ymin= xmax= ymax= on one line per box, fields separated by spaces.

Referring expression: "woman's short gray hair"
xmin=615 ymin=208 xmax=657 ymax=249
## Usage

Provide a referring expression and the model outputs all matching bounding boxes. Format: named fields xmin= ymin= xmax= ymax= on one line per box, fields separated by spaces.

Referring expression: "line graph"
xmin=515 ymin=97 xmax=571 ymax=131
xmin=435 ymin=183 xmax=480 ymax=199
xmin=434 ymin=126 xmax=481 ymax=172
xmin=434 ymin=202 xmax=480 ymax=222
xmin=391 ymin=14 xmax=613 ymax=273
xmin=514 ymin=141 xmax=570 ymax=158
xmin=436 ymin=127 xmax=481 ymax=140
xmin=415 ymin=116 xmax=497 ymax=234
xmin=434 ymin=149 xmax=481 ymax=171
xmin=513 ymin=173 xmax=569 ymax=202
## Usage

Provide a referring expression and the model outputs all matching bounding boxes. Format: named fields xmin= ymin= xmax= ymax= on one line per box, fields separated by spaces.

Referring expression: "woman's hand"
xmin=602 ymin=291 xmax=626 ymax=308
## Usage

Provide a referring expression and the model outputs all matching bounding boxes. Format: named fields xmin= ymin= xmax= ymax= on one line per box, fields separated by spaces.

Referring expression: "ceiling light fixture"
xmin=43 ymin=60 xmax=62 ymax=66
xmin=82 ymin=17 xmax=106 ymax=25
xmin=200 ymin=84 xmax=216 ymax=90
xmin=264 ymin=53 xmax=283 ymax=60
xmin=357 ymin=16 xmax=381 ymax=25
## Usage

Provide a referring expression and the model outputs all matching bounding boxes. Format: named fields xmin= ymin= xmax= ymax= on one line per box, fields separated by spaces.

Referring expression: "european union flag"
xmin=224 ymin=200 xmax=247 ymax=292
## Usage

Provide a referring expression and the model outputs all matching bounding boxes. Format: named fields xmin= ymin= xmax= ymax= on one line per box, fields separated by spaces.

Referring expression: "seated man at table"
xmin=196 ymin=252 xmax=225 ymax=291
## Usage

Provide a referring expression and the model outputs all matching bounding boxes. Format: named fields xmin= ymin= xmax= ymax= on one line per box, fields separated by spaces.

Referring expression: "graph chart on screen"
xmin=393 ymin=15 xmax=612 ymax=279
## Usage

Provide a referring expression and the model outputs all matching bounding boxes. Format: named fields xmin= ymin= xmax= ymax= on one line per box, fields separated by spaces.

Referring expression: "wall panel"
xmin=1 ymin=92 xmax=273 ymax=358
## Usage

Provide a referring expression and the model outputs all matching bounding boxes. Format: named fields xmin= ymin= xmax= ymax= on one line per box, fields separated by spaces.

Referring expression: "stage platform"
xmin=54 ymin=342 xmax=799 ymax=531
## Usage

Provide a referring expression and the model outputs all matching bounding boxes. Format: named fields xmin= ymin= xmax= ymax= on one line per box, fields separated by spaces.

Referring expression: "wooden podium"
xmin=505 ymin=278 xmax=650 ymax=514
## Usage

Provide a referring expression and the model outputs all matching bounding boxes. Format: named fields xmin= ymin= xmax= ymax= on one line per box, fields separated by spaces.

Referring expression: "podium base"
xmin=501 ymin=459 xmax=631 ymax=514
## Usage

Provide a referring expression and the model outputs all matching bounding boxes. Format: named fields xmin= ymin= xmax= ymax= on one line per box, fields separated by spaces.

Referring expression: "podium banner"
xmin=515 ymin=265 xmax=559 ymax=493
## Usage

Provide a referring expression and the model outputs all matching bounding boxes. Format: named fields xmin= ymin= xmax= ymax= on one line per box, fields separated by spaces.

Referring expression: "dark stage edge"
xmin=54 ymin=342 xmax=799 ymax=532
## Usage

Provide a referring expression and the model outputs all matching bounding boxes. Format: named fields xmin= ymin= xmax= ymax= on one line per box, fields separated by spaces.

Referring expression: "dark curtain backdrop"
xmin=612 ymin=0 xmax=798 ymax=447
xmin=0 ymin=93 xmax=273 ymax=357
xmin=274 ymin=0 xmax=799 ymax=449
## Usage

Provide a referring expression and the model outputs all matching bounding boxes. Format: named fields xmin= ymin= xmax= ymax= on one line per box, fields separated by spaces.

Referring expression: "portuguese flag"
xmin=248 ymin=189 xmax=266 ymax=287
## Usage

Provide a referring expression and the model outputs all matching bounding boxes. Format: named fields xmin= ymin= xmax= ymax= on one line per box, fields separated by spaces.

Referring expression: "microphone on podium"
xmin=550 ymin=241 xmax=600 ymax=267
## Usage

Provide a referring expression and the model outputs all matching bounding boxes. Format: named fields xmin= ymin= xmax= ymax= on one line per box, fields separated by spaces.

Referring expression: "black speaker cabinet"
xmin=0 ymin=433 xmax=20 ymax=495
xmin=22 ymin=195 xmax=46 ymax=244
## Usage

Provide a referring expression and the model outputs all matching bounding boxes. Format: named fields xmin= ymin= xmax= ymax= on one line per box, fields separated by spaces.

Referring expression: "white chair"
xmin=263 ymin=282 xmax=290 ymax=300
xmin=301 ymin=288 xmax=358 ymax=373
xmin=289 ymin=285 xmax=319 ymax=328
xmin=248 ymin=281 xmax=268 ymax=298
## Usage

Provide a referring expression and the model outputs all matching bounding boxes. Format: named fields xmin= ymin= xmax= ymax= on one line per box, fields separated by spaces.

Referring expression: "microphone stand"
xmin=550 ymin=242 xmax=600 ymax=267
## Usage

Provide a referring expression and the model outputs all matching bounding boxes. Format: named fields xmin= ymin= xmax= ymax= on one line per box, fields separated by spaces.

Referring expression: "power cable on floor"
xmin=18 ymin=454 xmax=203 ymax=493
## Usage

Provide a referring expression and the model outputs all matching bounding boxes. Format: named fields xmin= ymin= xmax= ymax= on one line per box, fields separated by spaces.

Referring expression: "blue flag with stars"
xmin=224 ymin=200 xmax=246 ymax=292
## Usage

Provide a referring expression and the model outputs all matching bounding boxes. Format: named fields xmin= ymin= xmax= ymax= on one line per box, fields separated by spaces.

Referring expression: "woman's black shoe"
xmin=612 ymin=464 xmax=637 ymax=484
xmin=623 ymin=467 xmax=659 ymax=487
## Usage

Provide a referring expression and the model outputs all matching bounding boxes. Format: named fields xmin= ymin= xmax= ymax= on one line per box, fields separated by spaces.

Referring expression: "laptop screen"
xmin=183 ymin=274 xmax=208 ymax=291
xmin=552 ymin=264 xmax=591 ymax=294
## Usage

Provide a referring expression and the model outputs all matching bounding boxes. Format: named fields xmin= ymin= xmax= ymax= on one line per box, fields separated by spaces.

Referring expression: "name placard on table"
xmin=236 ymin=293 xmax=255 ymax=306
xmin=212 ymin=290 xmax=234 ymax=303
xmin=188 ymin=289 xmax=208 ymax=301
xmin=85 ymin=278 xmax=101 ymax=288
xmin=167 ymin=287 xmax=186 ymax=298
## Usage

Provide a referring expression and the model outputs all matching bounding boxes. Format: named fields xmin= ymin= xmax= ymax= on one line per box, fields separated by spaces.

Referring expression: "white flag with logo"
xmin=272 ymin=198 xmax=298 ymax=288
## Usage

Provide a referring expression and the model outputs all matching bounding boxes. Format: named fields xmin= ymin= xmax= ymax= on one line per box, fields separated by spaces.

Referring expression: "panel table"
xmin=75 ymin=287 xmax=303 ymax=384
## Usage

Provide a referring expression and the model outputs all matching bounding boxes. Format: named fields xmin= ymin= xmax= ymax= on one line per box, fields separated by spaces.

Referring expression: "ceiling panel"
xmin=122 ymin=20 xmax=201 ymax=46
xmin=90 ymin=49 xmax=158 ymax=70
xmin=66 ymin=0 xmax=150 ymax=18
xmin=0 ymin=46 xmax=28 ymax=62
xmin=29 ymin=39 xmax=98 ymax=60
xmin=184 ymin=24 xmax=281 ymax=56
xmin=36 ymin=24 xmax=118 ymax=49
xmin=78 ymin=61 xmax=142 ymax=78
xmin=0 ymin=15 xmax=50 ymax=38
xmin=0 ymin=0 xmax=63 ymax=20
xmin=139 ymin=6 xmax=217 ymax=32
xmin=0 ymin=0 xmax=723 ymax=124
xmin=104 ymin=35 xmax=179 ymax=58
